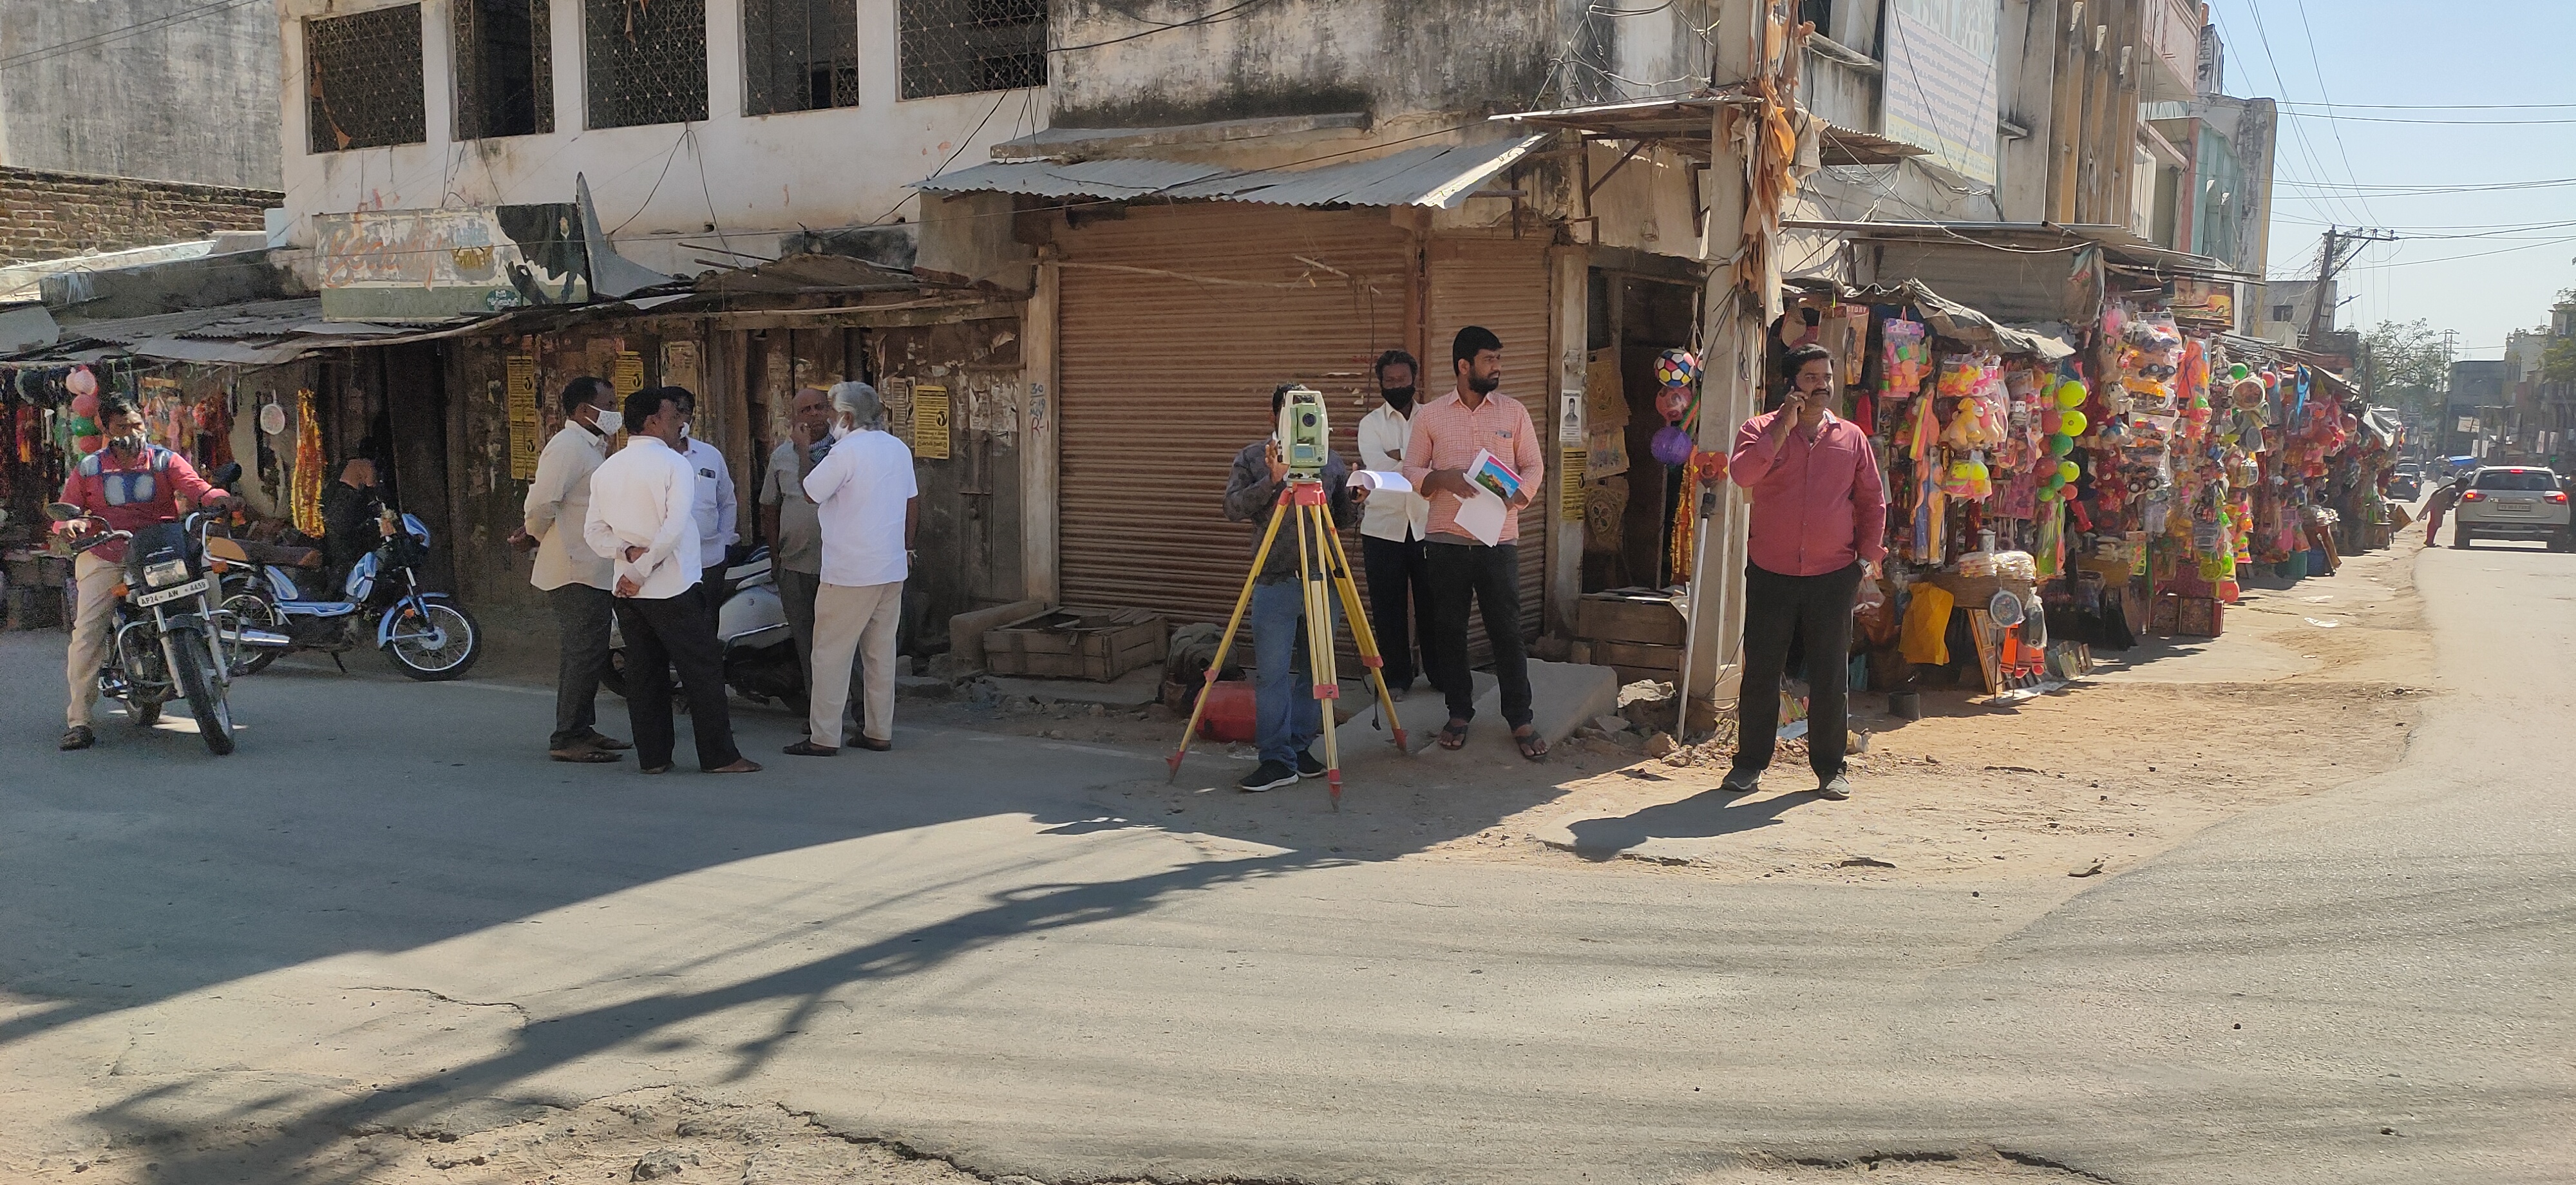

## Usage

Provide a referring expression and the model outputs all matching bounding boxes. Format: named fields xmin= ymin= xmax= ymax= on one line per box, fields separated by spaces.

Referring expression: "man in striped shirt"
xmin=1401 ymin=326 xmax=1549 ymax=761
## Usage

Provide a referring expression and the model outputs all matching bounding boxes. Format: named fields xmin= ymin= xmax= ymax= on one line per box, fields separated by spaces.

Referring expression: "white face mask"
xmin=828 ymin=419 xmax=854 ymax=442
xmin=678 ymin=420 xmax=693 ymax=441
xmin=589 ymin=408 xmax=623 ymax=436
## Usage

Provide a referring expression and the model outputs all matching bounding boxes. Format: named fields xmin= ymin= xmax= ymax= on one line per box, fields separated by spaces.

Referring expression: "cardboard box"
xmin=1576 ymin=592 xmax=1687 ymax=647
xmin=2176 ymin=595 xmax=2222 ymax=638
xmin=983 ymin=607 xmax=1169 ymax=681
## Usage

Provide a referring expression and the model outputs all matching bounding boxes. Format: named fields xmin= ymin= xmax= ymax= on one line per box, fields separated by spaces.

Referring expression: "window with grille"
xmin=745 ymin=0 xmax=860 ymax=115
xmin=585 ymin=0 xmax=710 ymax=129
xmin=898 ymin=0 xmax=1046 ymax=101
xmin=456 ymin=0 xmax=553 ymax=138
xmin=305 ymin=6 xmax=428 ymax=153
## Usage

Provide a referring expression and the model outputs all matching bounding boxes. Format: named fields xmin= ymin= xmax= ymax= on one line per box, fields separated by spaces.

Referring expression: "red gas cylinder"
xmin=1197 ymin=680 xmax=1257 ymax=742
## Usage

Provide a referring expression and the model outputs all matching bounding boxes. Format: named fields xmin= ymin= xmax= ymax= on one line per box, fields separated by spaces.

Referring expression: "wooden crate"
xmin=1573 ymin=637 xmax=1683 ymax=686
xmin=1575 ymin=592 xmax=1687 ymax=647
xmin=983 ymin=607 xmax=1168 ymax=681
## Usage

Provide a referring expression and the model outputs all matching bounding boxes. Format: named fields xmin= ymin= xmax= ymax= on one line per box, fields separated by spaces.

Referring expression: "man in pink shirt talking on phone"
xmin=1721 ymin=343 xmax=1888 ymax=801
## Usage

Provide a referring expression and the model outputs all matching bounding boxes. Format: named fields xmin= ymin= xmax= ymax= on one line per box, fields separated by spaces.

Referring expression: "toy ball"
xmin=2229 ymin=363 xmax=2248 ymax=381
xmin=2059 ymin=409 xmax=2088 ymax=437
xmin=2047 ymin=433 xmax=2074 ymax=456
xmin=1686 ymin=450 xmax=1728 ymax=482
xmin=1656 ymin=386 xmax=1692 ymax=424
xmin=2056 ymin=460 xmax=2081 ymax=484
xmin=1650 ymin=425 xmax=1694 ymax=466
xmin=2054 ymin=381 xmax=2086 ymax=408
xmin=70 ymin=392 xmax=99 ymax=419
xmin=1654 ymin=348 xmax=1701 ymax=389
xmin=74 ymin=434 xmax=102 ymax=454
xmin=65 ymin=367 xmax=97 ymax=399
xmin=64 ymin=414 xmax=99 ymax=437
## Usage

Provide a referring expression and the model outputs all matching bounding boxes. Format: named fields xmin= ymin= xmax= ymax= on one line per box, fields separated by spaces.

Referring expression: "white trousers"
xmin=808 ymin=580 xmax=902 ymax=747
xmin=66 ymin=551 xmax=120 ymax=728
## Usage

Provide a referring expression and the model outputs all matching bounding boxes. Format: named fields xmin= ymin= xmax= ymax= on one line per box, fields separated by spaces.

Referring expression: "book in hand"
xmin=1468 ymin=449 xmax=1524 ymax=503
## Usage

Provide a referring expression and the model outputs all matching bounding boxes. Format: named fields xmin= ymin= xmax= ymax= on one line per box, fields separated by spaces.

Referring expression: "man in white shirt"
xmin=1356 ymin=348 xmax=1437 ymax=699
xmin=759 ymin=387 xmax=854 ymax=726
xmin=673 ymin=388 xmax=739 ymax=616
xmin=583 ymin=386 xmax=761 ymax=775
xmin=509 ymin=376 xmax=630 ymax=763
xmin=781 ymin=381 xmax=917 ymax=756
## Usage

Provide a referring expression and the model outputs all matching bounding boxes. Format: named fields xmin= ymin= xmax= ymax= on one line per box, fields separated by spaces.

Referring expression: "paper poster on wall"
xmin=1883 ymin=0 xmax=2002 ymax=184
xmin=506 ymin=356 xmax=540 ymax=480
xmin=912 ymin=384 xmax=951 ymax=460
xmin=660 ymin=341 xmax=701 ymax=395
xmin=611 ymin=351 xmax=646 ymax=398
xmin=880 ymin=377 xmax=916 ymax=444
xmin=1559 ymin=448 xmax=1587 ymax=521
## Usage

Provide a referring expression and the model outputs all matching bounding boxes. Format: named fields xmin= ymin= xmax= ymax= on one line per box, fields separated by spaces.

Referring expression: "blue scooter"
xmin=221 ymin=509 xmax=483 ymax=680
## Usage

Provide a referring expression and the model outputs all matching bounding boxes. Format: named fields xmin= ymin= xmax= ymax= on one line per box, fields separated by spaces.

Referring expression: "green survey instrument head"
xmin=1277 ymin=385 xmax=1329 ymax=480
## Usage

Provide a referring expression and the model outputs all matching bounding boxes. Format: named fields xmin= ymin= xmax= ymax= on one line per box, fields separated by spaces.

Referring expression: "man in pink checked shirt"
xmin=1721 ymin=343 xmax=1888 ymax=801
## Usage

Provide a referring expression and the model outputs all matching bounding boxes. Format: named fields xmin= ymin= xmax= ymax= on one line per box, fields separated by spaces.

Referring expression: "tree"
xmin=2546 ymin=291 xmax=2576 ymax=386
xmin=2360 ymin=318 xmax=2449 ymax=419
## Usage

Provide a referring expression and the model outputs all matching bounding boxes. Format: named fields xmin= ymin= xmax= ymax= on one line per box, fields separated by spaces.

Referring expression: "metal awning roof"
xmin=1781 ymin=218 xmax=2256 ymax=281
xmin=1489 ymin=93 xmax=1926 ymax=166
xmin=914 ymin=134 xmax=1551 ymax=210
xmin=1848 ymin=280 xmax=2076 ymax=360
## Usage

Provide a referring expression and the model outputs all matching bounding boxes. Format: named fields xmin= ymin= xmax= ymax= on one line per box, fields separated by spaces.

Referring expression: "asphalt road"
xmin=2 ymin=538 xmax=2570 ymax=1184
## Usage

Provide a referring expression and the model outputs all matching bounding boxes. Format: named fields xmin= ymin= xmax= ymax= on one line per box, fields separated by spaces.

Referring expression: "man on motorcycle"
xmin=54 ymin=394 xmax=240 ymax=750
xmin=320 ymin=456 xmax=392 ymax=590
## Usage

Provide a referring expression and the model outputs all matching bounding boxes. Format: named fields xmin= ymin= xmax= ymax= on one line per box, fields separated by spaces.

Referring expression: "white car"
xmin=2452 ymin=466 xmax=2573 ymax=551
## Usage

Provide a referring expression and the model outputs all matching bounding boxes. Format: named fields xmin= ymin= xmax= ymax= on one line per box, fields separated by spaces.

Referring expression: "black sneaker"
xmin=1719 ymin=765 xmax=1761 ymax=794
xmin=1238 ymin=760 xmax=1300 ymax=793
xmin=59 ymin=725 xmax=95 ymax=751
xmin=1297 ymin=750 xmax=1326 ymax=779
xmin=1816 ymin=773 xmax=1853 ymax=801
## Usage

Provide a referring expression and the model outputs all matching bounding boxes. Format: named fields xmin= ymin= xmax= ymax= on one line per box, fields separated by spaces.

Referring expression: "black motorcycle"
xmin=50 ymin=498 xmax=285 ymax=756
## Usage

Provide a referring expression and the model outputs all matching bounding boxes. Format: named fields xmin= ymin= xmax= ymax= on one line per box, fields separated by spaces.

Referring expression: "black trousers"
xmin=1425 ymin=541 xmax=1531 ymax=728
xmin=1360 ymin=534 xmax=1437 ymax=690
xmin=612 ymin=591 xmax=743 ymax=771
xmin=1734 ymin=562 xmax=1862 ymax=782
xmin=547 ymin=583 xmax=616 ymax=750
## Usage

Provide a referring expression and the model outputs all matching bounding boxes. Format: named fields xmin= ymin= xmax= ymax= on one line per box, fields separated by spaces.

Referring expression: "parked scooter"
xmin=48 ymin=498 xmax=285 ymax=755
xmin=218 ymin=507 xmax=484 ymax=680
xmin=600 ymin=546 xmax=804 ymax=712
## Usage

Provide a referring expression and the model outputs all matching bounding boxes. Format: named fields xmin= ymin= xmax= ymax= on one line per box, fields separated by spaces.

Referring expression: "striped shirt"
xmin=1400 ymin=390 xmax=1545 ymax=545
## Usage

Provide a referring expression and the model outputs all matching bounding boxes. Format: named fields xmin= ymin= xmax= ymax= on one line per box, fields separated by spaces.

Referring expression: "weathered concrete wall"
xmin=1048 ymin=0 xmax=1577 ymax=129
xmin=0 ymin=167 xmax=281 ymax=266
xmin=276 ymin=0 xmax=1037 ymax=283
xmin=0 ymin=0 xmax=281 ymax=189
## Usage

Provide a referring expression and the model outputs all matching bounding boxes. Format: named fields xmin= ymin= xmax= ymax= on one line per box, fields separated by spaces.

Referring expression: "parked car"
xmin=2451 ymin=466 xmax=2573 ymax=551
xmin=2389 ymin=472 xmax=2422 ymax=500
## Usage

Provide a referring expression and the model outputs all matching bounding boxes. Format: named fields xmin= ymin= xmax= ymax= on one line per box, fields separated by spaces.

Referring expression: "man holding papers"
xmin=1356 ymin=349 xmax=1435 ymax=700
xmin=1403 ymin=326 xmax=1548 ymax=762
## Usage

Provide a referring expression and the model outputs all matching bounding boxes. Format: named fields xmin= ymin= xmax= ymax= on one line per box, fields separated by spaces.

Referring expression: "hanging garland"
xmin=291 ymin=388 xmax=325 ymax=537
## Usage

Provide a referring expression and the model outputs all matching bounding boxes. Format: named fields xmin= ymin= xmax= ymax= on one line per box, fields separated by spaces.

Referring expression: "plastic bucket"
xmin=1886 ymin=690 xmax=1921 ymax=720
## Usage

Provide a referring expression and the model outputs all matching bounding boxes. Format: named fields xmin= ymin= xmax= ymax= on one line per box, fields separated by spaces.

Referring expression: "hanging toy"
xmin=65 ymin=367 xmax=99 ymax=399
xmin=1656 ymin=386 xmax=1692 ymax=423
xmin=1651 ymin=424 xmax=1694 ymax=466
xmin=2058 ymin=408 xmax=2088 ymax=438
xmin=2056 ymin=459 xmax=2081 ymax=485
xmin=1653 ymin=348 xmax=1701 ymax=390
xmin=2054 ymin=380 xmax=2087 ymax=409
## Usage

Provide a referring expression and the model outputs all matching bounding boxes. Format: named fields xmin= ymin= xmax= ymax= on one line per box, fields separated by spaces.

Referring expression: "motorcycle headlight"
xmin=144 ymin=558 xmax=193 ymax=589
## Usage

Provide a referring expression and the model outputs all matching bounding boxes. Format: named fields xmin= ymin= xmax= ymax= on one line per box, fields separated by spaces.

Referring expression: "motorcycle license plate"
xmin=135 ymin=578 xmax=209 ymax=607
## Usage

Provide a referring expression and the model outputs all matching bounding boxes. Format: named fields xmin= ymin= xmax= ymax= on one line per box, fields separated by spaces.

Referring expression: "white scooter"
xmin=600 ymin=546 xmax=805 ymax=712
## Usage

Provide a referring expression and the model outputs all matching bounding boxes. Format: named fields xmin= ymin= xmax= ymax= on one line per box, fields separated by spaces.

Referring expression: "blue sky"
xmin=2206 ymin=0 xmax=2576 ymax=358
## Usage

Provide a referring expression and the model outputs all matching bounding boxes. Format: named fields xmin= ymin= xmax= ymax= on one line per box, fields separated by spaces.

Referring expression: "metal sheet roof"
xmin=914 ymin=135 xmax=1549 ymax=210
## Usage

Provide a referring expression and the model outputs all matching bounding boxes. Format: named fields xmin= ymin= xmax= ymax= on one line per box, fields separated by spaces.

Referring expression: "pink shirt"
xmin=1401 ymin=390 xmax=1545 ymax=545
xmin=1727 ymin=406 xmax=1888 ymax=577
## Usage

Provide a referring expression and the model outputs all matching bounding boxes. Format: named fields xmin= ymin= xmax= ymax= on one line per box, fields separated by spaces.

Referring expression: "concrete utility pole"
xmin=2306 ymin=225 xmax=2398 ymax=348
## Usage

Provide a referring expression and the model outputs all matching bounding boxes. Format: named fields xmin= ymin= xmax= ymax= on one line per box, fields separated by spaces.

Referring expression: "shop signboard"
xmin=506 ymin=356 xmax=540 ymax=481
xmin=314 ymin=205 xmax=591 ymax=322
xmin=2170 ymin=278 xmax=2234 ymax=327
xmin=1882 ymin=0 xmax=2003 ymax=185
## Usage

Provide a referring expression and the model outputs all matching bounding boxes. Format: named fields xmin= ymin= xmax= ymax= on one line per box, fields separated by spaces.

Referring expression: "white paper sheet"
xmin=1349 ymin=470 xmax=1414 ymax=493
xmin=1452 ymin=486 xmax=1508 ymax=545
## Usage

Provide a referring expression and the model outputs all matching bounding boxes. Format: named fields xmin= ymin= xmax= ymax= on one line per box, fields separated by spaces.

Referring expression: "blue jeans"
xmin=1251 ymin=578 xmax=1334 ymax=768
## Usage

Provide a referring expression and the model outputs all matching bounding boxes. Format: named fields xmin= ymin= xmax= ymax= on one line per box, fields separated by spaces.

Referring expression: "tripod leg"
xmin=1169 ymin=485 xmax=1294 ymax=782
xmin=1321 ymin=523 xmax=1405 ymax=754
xmin=1300 ymin=500 xmax=1343 ymax=809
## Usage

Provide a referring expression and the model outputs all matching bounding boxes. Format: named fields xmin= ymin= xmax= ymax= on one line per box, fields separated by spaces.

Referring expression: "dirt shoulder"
xmin=987 ymin=535 xmax=2434 ymax=888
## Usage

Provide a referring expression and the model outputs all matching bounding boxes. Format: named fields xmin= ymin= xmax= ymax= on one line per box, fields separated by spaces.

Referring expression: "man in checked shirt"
xmin=1401 ymin=326 xmax=1549 ymax=761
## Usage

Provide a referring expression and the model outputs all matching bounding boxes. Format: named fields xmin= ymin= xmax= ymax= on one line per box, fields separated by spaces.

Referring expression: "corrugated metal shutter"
xmin=1057 ymin=204 xmax=1412 ymax=630
xmin=1426 ymin=234 xmax=1553 ymax=640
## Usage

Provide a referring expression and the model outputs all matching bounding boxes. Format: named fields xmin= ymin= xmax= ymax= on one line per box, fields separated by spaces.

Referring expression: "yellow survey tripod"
xmin=1166 ymin=477 xmax=1408 ymax=807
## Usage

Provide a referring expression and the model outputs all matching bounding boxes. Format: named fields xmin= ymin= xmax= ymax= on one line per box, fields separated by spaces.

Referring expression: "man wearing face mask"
xmin=53 ymin=394 xmax=238 ymax=750
xmin=511 ymin=376 xmax=630 ymax=763
xmin=1356 ymin=348 xmax=1435 ymax=700
xmin=672 ymin=389 xmax=738 ymax=616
